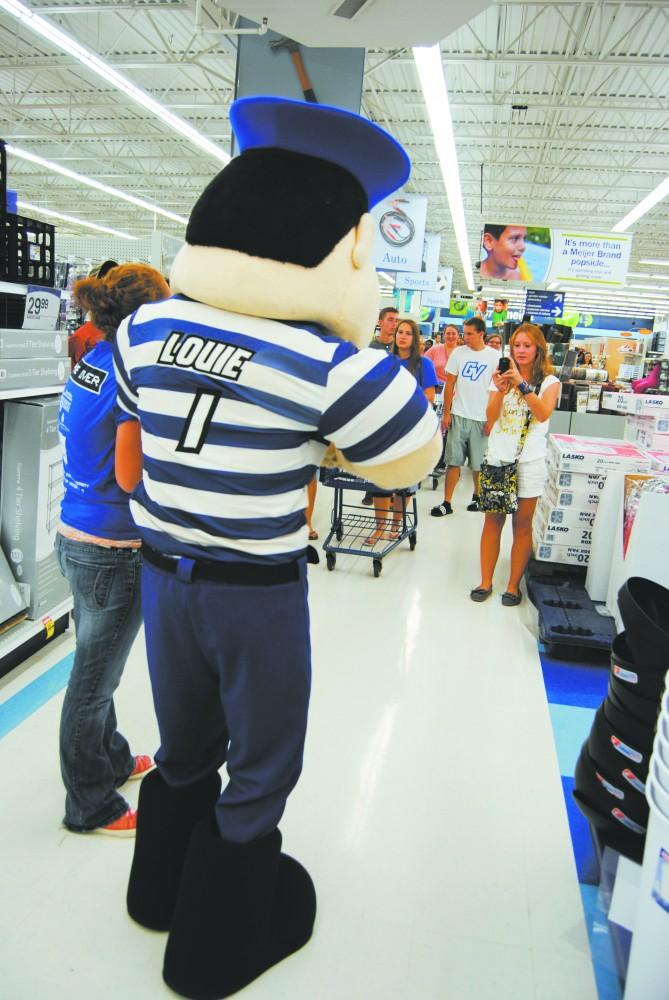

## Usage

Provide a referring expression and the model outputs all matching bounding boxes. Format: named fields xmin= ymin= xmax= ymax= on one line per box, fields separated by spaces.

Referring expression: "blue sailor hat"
xmin=230 ymin=95 xmax=410 ymax=208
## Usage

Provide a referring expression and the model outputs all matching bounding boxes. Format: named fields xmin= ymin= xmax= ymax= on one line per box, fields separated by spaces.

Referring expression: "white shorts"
xmin=517 ymin=458 xmax=547 ymax=499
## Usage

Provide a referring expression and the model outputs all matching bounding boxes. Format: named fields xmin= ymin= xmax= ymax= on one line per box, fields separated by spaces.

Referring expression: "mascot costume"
xmin=115 ymin=96 xmax=441 ymax=998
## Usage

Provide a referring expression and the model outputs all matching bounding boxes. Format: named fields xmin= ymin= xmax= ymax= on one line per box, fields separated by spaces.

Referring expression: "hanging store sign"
xmin=524 ymin=289 xmax=565 ymax=320
xmin=420 ymin=268 xmax=454 ymax=308
xmin=371 ymin=194 xmax=427 ymax=272
xmin=394 ymin=234 xmax=441 ymax=290
xmin=479 ymin=223 xmax=633 ymax=287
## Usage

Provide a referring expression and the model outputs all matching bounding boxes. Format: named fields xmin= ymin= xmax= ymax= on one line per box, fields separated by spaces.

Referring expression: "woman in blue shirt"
xmin=365 ymin=318 xmax=439 ymax=544
xmin=56 ymin=263 xmax=169 ymax=836
xmin=393 ymin=318 xmax=439 ymax=400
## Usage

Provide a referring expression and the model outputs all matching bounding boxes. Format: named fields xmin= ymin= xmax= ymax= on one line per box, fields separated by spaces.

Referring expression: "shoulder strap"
xmin=514 ymin=385 xmax=537 ymax=460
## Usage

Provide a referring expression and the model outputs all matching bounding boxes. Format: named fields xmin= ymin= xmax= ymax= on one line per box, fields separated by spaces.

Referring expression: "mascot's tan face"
xmin=170 ymin=213 xmax=379 ymax=350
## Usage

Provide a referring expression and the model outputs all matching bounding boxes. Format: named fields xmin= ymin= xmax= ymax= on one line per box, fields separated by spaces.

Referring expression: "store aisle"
xmin=0 ymin=479 xmax=597 ymax=1000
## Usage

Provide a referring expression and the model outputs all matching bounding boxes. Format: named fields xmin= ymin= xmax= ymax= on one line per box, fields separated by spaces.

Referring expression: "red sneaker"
xmin=94 ymin=808 xmax=137 ymax=838
xmin=127 ymin=755 xmax=156 ymax=781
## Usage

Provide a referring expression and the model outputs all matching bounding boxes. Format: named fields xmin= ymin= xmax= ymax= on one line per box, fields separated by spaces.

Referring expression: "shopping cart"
xmin=321 ymin=470 xmax=417 ymax=578
xmin=424 ymin=389 xmax=446 ymax=491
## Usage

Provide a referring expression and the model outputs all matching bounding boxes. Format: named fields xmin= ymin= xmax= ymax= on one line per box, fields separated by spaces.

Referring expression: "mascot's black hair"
xmin=186 ymin=148 xmax=369 ymax=269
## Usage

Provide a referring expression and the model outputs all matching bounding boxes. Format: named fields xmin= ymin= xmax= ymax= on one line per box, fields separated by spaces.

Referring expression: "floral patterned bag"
xmin=479 ymin=394 xmax=535 ymax=515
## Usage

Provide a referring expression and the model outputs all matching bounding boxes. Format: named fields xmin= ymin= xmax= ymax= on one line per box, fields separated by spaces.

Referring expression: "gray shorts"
xmin=444 ymin=414 xmax=487 ymax=471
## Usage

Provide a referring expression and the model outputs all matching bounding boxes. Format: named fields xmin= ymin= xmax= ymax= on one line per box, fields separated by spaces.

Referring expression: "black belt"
xmin=142 ymin=543 xmax=300 ymax=585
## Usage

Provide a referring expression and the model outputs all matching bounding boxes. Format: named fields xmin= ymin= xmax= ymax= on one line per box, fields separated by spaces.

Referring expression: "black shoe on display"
xmin=466 ymin=495 xmax=480 ymax=512
xmin=430 ymin=501 xmax=453 ymax=517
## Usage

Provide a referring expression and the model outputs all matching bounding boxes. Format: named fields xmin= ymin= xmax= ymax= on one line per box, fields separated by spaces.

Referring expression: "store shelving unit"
xmin=0 ymin=596 xmax=72 ymax=679
xmin=0 ymin=271 xmax=72 ymax=678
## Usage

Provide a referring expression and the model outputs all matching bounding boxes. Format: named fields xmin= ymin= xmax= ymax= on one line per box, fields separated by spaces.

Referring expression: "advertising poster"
xmin=394 ymin=234 xmax=441 ymax=290
xmin=549 ymin=229 xmax=633 ymax=285
xmin=371 ymin=194 xmax=427 ymax=272
xmin=479 ymin=223 xmax=633 ymax=286
xmin=420 ymin=268 xmax=454 ymax=308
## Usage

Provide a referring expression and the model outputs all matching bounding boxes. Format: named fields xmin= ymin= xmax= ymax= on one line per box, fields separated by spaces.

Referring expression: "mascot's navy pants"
xmin=140 ymin=553 xmax=311 ymax=844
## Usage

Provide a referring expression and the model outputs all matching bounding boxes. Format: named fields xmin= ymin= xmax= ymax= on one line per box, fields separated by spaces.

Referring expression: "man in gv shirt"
xmin=431 ymin=316 xmax=500 ymax=516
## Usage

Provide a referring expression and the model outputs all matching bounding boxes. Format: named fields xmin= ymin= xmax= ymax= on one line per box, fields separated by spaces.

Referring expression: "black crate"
xmin=1 ymin=212 xmax=55 ymax=287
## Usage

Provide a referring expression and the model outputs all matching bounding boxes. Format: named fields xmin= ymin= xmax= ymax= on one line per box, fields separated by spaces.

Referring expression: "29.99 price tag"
xmin=23 ymin=285 xmax=61 ymax=330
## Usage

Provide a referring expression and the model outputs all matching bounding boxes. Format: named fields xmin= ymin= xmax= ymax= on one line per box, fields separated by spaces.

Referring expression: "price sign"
xmin=23 ymin=285 xmax=61 ymax=330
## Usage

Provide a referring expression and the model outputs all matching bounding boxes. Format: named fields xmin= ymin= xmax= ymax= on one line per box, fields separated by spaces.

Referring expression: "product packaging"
xmin=532 ymin=536 xmax=590 ymax=566
xmin=536 ymin=498 xmax=597 ymax=529
xmin=547 ymin=434 xmax=652 ymax=474
xmin=0 ymin=328 xmax=68 ymax=359
xmin=533 ymin=507 xmax=593 ymax=548
xmin=601 ymin=391 xmax=634 ymax=414
xmin=646 ymin=451 xmax=669 ymax=473
xmin=0 ymin=397 xmax=70 ymax=618
xmin=0 ymin=545 xmax=28 ymax=628
xmin=0 ymin=358 xmax=68 ymax=393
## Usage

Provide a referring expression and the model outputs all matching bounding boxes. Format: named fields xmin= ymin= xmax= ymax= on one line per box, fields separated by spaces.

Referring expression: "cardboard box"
xmin=601 ymin=391 xmax=634 ymax=414
xmin=0 ymin=545 xmax=28 ymax=627
xmin=0 ymin=328 xmax=68 ymax=359
xmin=624 ymin=414 xmax=669 ymax=451
xmin=646 ymin=450 xmax=669 ymax=472
xmin=547 ymin=434 xmax=652 ymax=474
xmin=630 ymin=395 xmax=669 ymax=415
xmin=532 ymin=537 xmax=591 ymax=566
xmin=533 ymin=508 xmax=593 ymax=548
xmin=1 ymin=397 xmax=70 ymax=618
xmin=543 ymin=480 xmax=602 ymax=512
xmin=600 ymin=393 xmax=669 ymax=417
xmin=0 ymin=358 xmax=68 ymax=393
xmin=545 ymin=468 xmax=608 ymax=492
xmin=536 ymin=498 xmax=597 ymax=529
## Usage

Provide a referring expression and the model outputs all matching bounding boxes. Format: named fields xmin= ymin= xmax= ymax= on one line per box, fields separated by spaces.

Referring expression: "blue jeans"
xmin=55 ymin=535 xmax=143 ymax=831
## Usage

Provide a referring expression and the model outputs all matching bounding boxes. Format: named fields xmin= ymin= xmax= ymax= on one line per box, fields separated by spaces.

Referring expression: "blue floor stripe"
xmin=580 ymin=884 xmax=624 ymax=1000
xmin=0 ymin=652 xmax=74 ymax=740
xmin=541 ymin=653 xmax=609 ymax=708
xmin=548 ymin=703 xmax=597 ymax=777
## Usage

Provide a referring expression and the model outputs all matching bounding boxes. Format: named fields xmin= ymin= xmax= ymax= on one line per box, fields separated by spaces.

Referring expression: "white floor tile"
xmin=0 ymin=480 xmax=598 ymax=999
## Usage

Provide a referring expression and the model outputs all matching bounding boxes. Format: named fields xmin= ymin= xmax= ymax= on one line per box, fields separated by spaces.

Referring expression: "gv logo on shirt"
xmin=461 ymin=361 xmax=488 ymax=382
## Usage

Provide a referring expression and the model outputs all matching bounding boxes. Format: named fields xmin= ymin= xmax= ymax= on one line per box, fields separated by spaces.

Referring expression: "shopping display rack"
xmin=321 ymin=469 xmax=417 ymax=577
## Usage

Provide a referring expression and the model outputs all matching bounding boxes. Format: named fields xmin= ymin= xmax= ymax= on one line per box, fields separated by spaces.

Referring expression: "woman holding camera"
xmin=471 ymin=323 xmax=560 ymax=606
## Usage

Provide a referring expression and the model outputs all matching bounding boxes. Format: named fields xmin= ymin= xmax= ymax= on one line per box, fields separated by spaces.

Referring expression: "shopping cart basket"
xmin=320 ymin=470 xmax=417 ymax=578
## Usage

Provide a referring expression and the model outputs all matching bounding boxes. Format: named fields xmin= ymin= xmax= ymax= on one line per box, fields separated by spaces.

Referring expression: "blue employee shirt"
xmin=398 ymin=355 xmax=439 ymax=390
xmin=113 ymin=295 xmax=438 ymax=563
xmin=59 ymin=341 xmax=138 ymax=540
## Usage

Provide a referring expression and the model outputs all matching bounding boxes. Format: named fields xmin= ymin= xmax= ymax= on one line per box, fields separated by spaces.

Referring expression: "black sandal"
xmin=430 ymin=501 xmax=452 ymax=517
xmin=470 ymin=587 xmax=492 ymax=603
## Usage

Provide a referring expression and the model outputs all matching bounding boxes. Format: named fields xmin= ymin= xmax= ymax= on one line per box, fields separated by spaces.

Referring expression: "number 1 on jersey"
xmin=176 ymin=392 xmax=219 ymax=454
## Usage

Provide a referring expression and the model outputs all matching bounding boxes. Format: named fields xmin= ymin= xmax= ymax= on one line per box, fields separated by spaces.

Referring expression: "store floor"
xmin=0 ymin=479 xmax=598 ymax=1000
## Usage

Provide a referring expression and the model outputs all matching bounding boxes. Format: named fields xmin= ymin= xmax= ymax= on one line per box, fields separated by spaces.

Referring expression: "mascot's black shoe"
xmin=127 ymin=769 xmax=222 ymax=932
xmin=163 ymin=818 xmax=316 ymax=999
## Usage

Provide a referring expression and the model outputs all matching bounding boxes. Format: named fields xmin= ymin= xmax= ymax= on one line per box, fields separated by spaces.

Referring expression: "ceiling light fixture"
xmin=613 ymin=175 xmax=669 ymax=232
xmin=18 ymin=199 xmax=137 ymax=239
xmin=639 ymin=258 xmax=669 ymax=266
xmin=7 ymin=144 xmax=188 ymax=225
xmin=0 ymin=0 xmax=230 ymax=165
xmin=413 ymin=44 xmax=475 ymax=292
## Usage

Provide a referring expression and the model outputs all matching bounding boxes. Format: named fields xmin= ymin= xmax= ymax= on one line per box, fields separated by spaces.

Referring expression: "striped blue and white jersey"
xmin=113 ymin=295 xmax=437 ymax=563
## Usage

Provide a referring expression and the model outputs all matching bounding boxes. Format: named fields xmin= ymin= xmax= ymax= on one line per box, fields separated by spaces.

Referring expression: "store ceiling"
xmin=1 ymin=0 xmax=668 ymax=312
